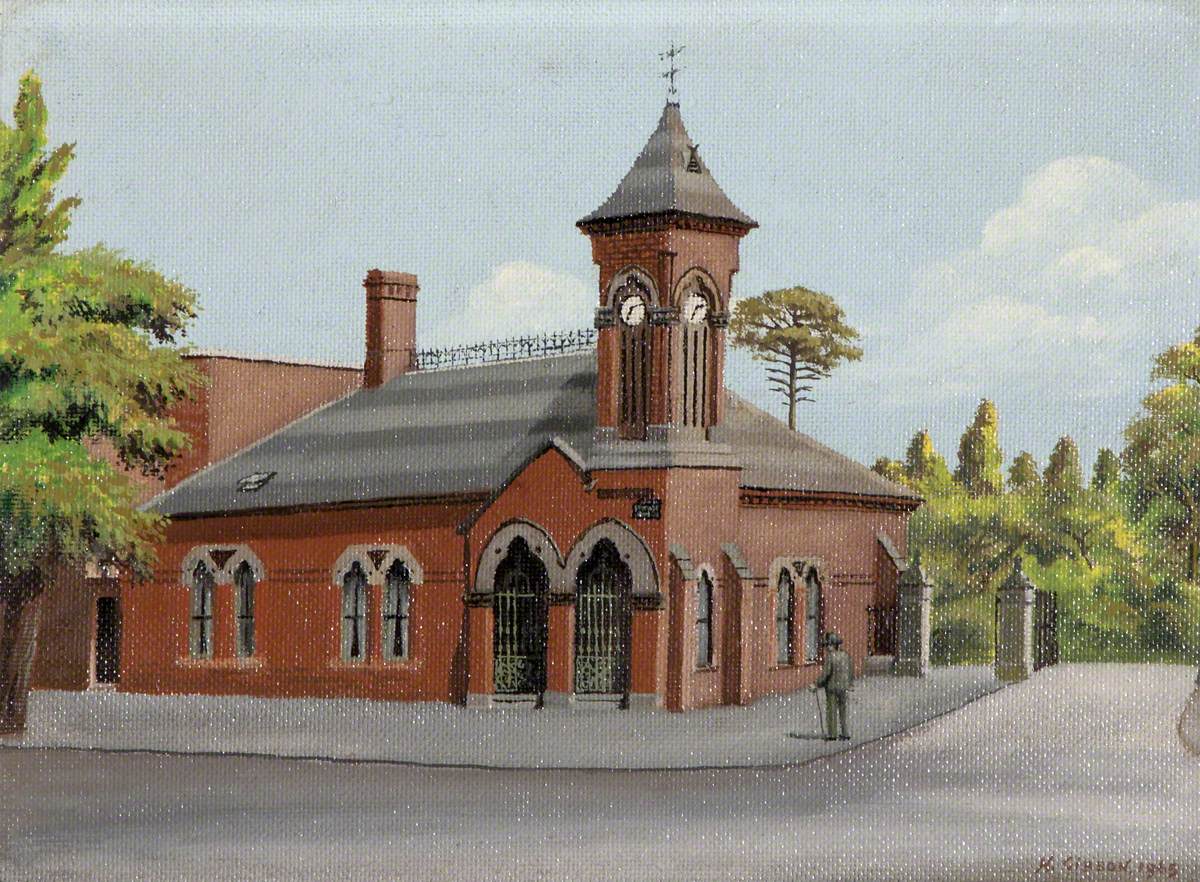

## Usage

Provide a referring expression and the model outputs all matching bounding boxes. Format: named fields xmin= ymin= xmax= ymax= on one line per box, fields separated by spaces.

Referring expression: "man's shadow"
xmin=786 ymin=732 xmax=828 ymax=741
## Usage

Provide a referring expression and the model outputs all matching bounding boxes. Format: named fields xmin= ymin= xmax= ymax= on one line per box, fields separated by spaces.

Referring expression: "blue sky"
xmin=3 ymin=1 xmax=1198 ymax=471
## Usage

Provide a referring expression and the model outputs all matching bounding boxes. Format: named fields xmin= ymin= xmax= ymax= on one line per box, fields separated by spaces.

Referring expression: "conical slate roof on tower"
xmin=578 ymin=103 xmax=757 ymax=228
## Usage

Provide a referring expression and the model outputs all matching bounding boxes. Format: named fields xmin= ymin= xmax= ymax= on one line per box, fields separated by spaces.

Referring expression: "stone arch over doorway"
xmin=473 ymin=520 xmax=566 ymax=598
xmin=564 ymin=519 xmax=659 ymax=601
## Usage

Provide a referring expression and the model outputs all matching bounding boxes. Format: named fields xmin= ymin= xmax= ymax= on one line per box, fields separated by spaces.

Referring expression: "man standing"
xmin=810 ymin=632 xmax=853 ymax=741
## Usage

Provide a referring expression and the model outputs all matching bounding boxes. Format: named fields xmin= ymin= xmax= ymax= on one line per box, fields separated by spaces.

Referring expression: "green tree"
xmin=0 ymin=72 xmax=200 ymax=731
xmin=1092 ymin=448 xmax=1120 ymax=494
xmin=904 ymin=429 xmax=953 ymax=493
xmin=1008 ymin=451 xmax=1041 ymax=491
xmin=728 ymin=285 xmax=862 ymax=430
xmin=954 ymin=399 xmax=1004 ymax=497
xmin=1044 ymin=436 xmax=1084 ymax=492
xmin=870 ymin=456 xmax=908 ymax=486
xmin=1123 ymin=326 xmax=1200 ymax=581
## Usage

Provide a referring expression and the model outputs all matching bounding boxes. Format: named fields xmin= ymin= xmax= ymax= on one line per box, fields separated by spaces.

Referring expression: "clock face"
xmin=683 ymin=292 xmax=709 ymax=324
xmin=620 ymin=296 xmax=646 ymax=326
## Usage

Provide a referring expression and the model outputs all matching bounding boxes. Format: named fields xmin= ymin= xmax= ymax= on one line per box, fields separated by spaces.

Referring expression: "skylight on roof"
xmin=237 ymin=471 xmax=276 ymax=492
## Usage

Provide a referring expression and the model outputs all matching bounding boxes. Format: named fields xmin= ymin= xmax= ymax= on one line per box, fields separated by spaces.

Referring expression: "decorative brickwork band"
xmin=648 ymin=306 xmax=679 ymax=326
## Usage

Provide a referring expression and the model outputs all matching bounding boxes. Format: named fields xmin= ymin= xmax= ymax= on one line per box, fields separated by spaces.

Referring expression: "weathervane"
xmin=659 ymin=42 xmax=686 ymax=100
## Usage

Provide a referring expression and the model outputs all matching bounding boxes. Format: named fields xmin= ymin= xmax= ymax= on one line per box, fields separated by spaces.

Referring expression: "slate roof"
xmin=148 ymin=352 xmax=919 ymax=517
xmin=578 ymin=103 xmax=757 ymax=228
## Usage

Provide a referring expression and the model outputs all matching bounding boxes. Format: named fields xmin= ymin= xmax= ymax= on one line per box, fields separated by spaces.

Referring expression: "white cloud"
xmin=456 ymin=261 xmax=594 ymax=344
xmin=904 ymin=156 xmax=1199 ymax=360
xmin=853 ymin=154 xmax=1200 ymax=455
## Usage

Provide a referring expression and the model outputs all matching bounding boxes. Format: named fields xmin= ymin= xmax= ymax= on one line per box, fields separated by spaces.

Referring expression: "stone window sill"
xmin=177 ymin=657 xmax=263 ymax=670
xmin=327 ymin=658 xmax=415 ymax=671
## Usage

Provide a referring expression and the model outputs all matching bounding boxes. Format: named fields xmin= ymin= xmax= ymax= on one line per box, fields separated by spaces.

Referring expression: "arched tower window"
xmin=695 ymin=571 xmax=714 ymax=669
xmin=804 ymin=568 xmax=824 ymax=663
xmin=341 ymin=561 xmax=369 ymax=662
xmin=677 ymin=272 xmax=717 ymax=428
xmin=776 ymin=569 xmax=795 ymax=665
xmin=612 ymin=273 xmax=652 ymax=440
xmin=618 ymin=292 xmax=650 ymax=439
xmin=382 ymin=559 xmax=411 ymax=661
xmin=233 ymin=560 xmax=256 ymax=658
xmin=188 ymin=560 xmax=215 ymax=659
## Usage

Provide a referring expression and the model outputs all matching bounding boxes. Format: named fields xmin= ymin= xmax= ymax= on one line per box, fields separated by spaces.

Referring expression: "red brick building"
xmin=56 ymin=102 xmax=920 ymax=710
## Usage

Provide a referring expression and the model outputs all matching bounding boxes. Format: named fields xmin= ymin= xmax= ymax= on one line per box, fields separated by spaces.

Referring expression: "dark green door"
xmin=574 ymin=540 xmax=632 ymax=696
xmin=493 ymin=538 xmax=548 ymax=695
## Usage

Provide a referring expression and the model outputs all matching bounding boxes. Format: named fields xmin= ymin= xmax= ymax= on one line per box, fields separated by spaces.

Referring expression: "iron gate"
xmin=1034 ymin=589 xmax=1059 ymax=671
xmin=493 ymin=539 xmax=548 ymax=695
xmin=574 ymin=540 xmax=632 ymax=695
xmin=994 ymin=588 xmax=1059 ymax=671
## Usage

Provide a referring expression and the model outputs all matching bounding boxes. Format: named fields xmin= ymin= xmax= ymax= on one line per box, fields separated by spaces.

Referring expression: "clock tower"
xmin=578 ymin=101 xmax=756 ymax=466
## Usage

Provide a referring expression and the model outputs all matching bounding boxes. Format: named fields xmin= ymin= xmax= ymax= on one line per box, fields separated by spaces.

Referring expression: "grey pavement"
xmin=0 ymin=664 xmax=1196 ymax=882
xmin=10 ymin=666 xmax=999 ymax=769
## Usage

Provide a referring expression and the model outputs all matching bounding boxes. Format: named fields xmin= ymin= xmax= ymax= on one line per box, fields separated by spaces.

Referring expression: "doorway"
xmin=94 ymin=597 xmax=121 ymax=686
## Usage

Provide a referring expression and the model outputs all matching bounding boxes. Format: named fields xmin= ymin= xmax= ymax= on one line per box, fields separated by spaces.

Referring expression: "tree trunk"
xmin=0 ymin=572 xmax=45 ymax=735
xmin=787 ymin=353 xmax=797 ymax=431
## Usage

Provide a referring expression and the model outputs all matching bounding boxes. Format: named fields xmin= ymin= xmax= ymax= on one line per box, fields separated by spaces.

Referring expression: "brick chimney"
xmin=363 ymin=269 xmax=418 ymax=388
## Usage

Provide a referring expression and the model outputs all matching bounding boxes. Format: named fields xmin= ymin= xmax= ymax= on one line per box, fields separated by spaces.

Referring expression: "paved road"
xmin=1 ymin=664 xmax=1197 ymax=882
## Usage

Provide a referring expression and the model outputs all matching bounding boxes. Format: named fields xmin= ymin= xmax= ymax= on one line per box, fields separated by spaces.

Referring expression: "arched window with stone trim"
xmin=382 ymin=558 xmax=411 ymax=661
xmin=803 ymin=567 xmax=824 ymax=662
xmin=341 ymin=561 xmax=369 ymax=662
xmin=776 ymin=568 xmax=795 ymax=665
xmin=677 ymin=271 xmax=717 ymax=428
xmin=695 ymin=571 xmax=714 ymax=669
xmin=612 ymin=272 xmax=653 ymax=440
xmin=233 ymin=559 xmax=256 ymax=658
xmin=188 ymin=560 xmax=215 ymax=659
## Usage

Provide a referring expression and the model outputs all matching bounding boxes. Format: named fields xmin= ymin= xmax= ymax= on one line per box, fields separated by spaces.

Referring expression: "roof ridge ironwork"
xmin=410 ymin=327 xmax=596 ymax=372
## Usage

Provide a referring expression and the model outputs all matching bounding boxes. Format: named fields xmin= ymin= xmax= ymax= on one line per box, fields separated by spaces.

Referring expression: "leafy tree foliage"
xmin=0 ymin=72 xmax=199 ymax=730
xmin=1092 ymin=448 xmax=1120 ymax=494
xmin=875 ymin=393 xmax=1192 ymax=664
xmin=954 ymin=399 xmax=1004 ymax=497
xmin=1043 ymin=436 xmax=1084 ymax=492
xmin=728 ymin=285 xmax=862 ymax=430
xmin=870 ymin=456 xmax=908 ymax=485
xmin=1123 ymin=326 xmax=1200 ymax=581
xmin=904 ymin=429 xmax=954 ymax=494
xmin=1007 ymin=451 xmax=1040 ymax=492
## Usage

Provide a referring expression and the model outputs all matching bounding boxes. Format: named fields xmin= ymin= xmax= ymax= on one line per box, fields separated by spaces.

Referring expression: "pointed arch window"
xmin=776 ymin=569 xmax=795 ymax=665
xmin=382 ymin=559 xmax=411 ymax=661
xmin=233 ymin=560 xmax=256 ymax=658
xmin=678 ymin=274 xmax=716 ymax=428
xmin=804 ymin=569 xmax=823 ymax=663
xmin=695 ymin=571 xmax=714 ymax=669
xmin=341 ymin=561 xmax=369 ymax=662
xmin=188 ymin=560 xmax=215 ymax=659
xmin=618 ymin=291 xmax=651 ymax=440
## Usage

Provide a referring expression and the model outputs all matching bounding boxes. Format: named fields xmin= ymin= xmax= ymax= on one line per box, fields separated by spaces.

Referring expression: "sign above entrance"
xmin=632 ymin=497 xmax=662 ymax=520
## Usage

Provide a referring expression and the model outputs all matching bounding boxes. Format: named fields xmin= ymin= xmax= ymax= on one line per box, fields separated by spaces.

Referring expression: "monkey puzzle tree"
xmin=728 ymin=285 xmax=862 ymax=431
xmin=0 ymin=72 xmax=200 ymax=731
